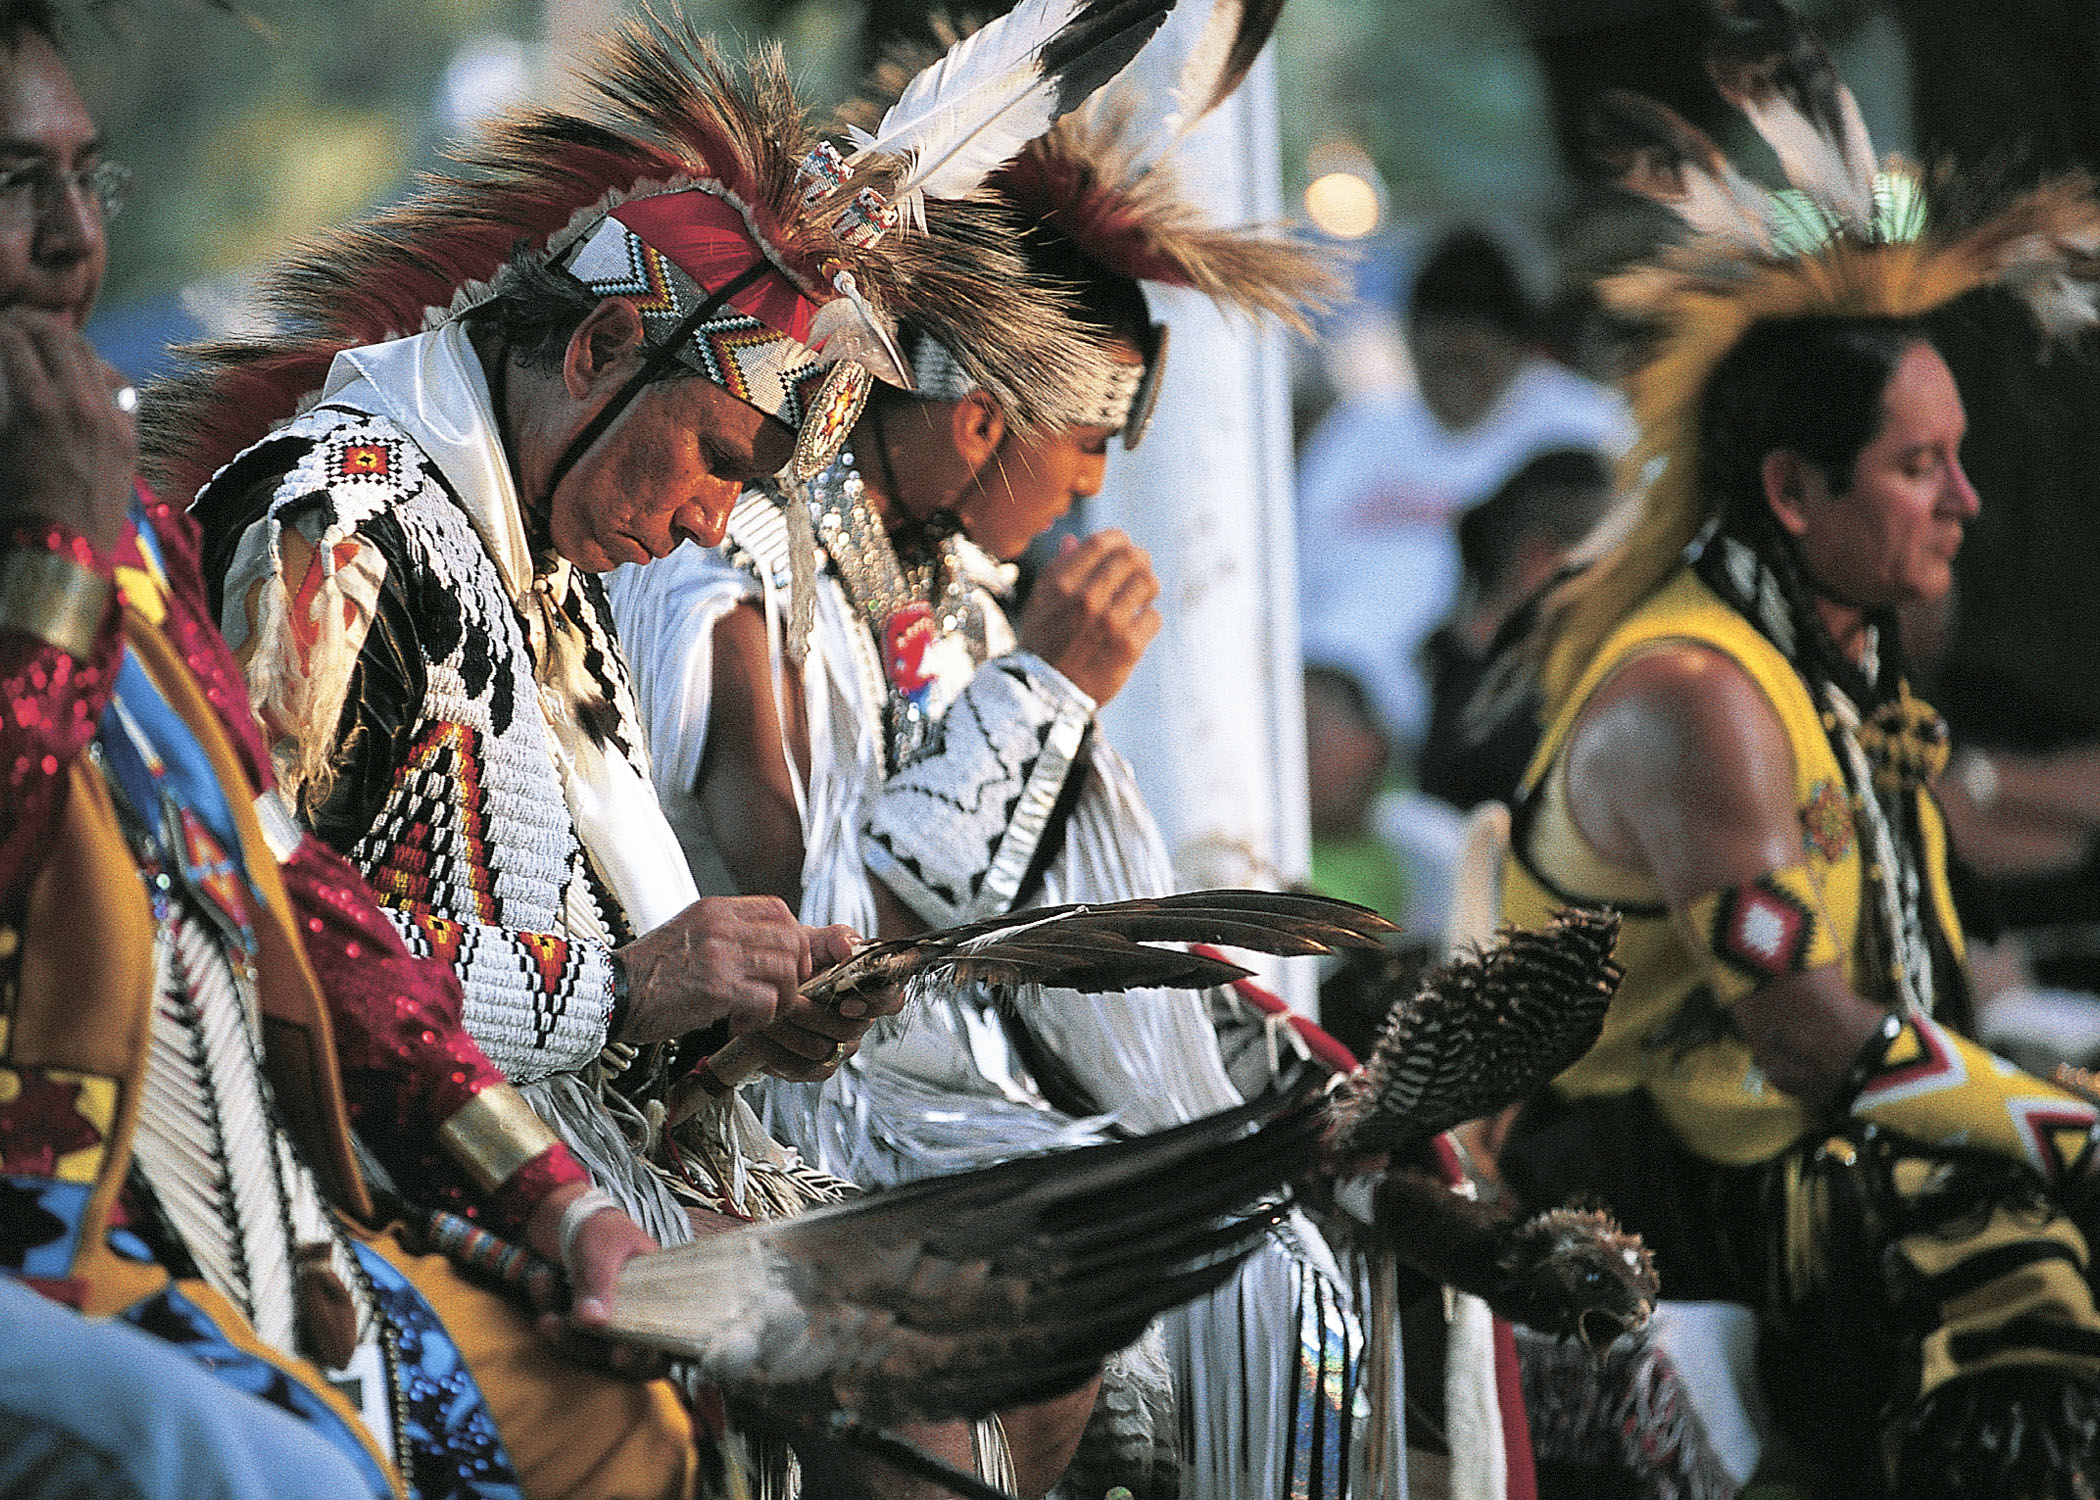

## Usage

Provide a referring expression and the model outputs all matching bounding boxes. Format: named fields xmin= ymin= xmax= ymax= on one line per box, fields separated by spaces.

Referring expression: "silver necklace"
xmin=802 ymin=449 xmax=989 ymax=768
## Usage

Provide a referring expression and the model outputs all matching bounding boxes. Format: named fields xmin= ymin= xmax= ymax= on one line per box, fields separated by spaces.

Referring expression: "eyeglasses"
xmin=0 ymin=160 xmax=133 ymax=226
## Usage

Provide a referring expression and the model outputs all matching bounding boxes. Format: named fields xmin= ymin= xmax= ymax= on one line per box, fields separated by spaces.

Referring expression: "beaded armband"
xmin=436 ymin=1082 xmax=564 ymax=1194
xmin=1684 ymin=864 xmax=1839 ymax=1004
xmin=863 ymin=651 xmax=1094 ymax=927
xmin=0 ymin=544 xmax=111 ymax=659
xmin=1846 ymin=1011 xmax=2100 ymax=1182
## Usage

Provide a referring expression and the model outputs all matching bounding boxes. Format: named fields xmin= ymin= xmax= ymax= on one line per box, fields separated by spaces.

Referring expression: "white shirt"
xmin=1296 ymin=357 xmax=1633 ymax=743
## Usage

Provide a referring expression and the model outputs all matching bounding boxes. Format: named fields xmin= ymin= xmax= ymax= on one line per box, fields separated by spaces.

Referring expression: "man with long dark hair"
xmin=1498 ymin=6 xmax=2100 ymax=1493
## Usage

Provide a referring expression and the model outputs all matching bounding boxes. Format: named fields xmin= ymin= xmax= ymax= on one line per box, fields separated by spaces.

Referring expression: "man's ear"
xmin=949 ymin=390 xmax=1007 ymax=471
xmin=1760 ymin=449 xmax=1823 ymax=540
xmin=562 ymin=297 xmax=647 ymax=399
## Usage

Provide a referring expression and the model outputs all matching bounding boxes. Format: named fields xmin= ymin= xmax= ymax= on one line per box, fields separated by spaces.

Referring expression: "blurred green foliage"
xmin=71 ymin=0 xmax=530 ymax=305
xmin=59 ymin=0 xmax=1893 ymax=315
xmin=1272 ymin=0 xmax=1561 ymax=221
xmin=65 ymin=0 xmax=874 ymax=311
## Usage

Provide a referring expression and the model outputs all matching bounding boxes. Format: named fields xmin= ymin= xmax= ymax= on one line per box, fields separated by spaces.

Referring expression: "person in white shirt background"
xmin=1296 ymin=225 xmax=1632 ymax=755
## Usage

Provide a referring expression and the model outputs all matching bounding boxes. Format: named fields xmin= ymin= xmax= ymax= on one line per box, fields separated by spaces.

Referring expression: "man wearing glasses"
xmin=0 ymin=8 xmax=758 ymax=1497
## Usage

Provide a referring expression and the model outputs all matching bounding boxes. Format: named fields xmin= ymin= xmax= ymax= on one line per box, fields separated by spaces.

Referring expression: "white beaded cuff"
xmin=863 ymin=651 xmax=1094 ymax=926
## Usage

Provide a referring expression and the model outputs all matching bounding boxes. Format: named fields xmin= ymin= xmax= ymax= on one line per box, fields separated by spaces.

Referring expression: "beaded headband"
xmin=558 ymin=191 xmax=871 ymax=474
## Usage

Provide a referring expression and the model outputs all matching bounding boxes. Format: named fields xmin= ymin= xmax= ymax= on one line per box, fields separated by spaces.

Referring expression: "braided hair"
xmin=1693 ymin=312 xmax=1966 ymax=1022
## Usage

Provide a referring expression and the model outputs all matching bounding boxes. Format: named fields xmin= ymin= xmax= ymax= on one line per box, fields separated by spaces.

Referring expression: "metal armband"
xmin=436 ymin=1083 xmax=564 ymax=1194
xmin=0 ymin=545 xmax=111 ymax=659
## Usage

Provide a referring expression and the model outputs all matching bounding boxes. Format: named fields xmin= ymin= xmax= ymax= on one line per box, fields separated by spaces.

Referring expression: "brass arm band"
xmin=436 ymin=1082 xmax=562 ymax=1193
xmin=0 ymin=546 xmax=111 ymax=659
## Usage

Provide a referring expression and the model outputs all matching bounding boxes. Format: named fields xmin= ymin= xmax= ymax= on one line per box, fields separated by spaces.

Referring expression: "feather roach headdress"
xmin=846 ymin=0 xmax=1337 ymax=443
xmin=142 ymin=1 xmax=1170 ymax=504
xmin=1528 ymin=0 xmax=2100 ymax=717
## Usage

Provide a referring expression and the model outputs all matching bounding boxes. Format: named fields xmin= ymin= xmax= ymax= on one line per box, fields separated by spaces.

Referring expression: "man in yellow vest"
xmin=1497 ymin=5 xmax=2100 ymax=1495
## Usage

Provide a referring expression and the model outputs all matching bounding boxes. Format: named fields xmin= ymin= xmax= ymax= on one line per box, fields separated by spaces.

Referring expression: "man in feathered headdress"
xmin=1495 ymin=2 xmax=2100 ymax=1492
xmin=150 ymin=1 xmax=1160 ymax=1231
xmin=605 ymin=16 xmax=1375 ymax=1493
xmin=0 ymin=5 xmax=798 ymax=1498
xmin=145 ymin=4 xmax=1183 ymax=1491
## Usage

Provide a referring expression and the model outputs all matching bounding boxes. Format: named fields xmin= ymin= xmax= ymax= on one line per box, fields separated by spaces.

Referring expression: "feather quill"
xmin=1707 ymin=0 xmax=1878 ymax=233
xmin=854 ymin=0 xmax=1175 ymax=230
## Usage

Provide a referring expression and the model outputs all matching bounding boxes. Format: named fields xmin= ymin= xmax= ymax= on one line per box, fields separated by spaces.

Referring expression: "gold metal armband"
xmin=436 ymin=1083 xmax=562 ymax=1193
xmin=0 ymin=546 xmax=111 ymax=659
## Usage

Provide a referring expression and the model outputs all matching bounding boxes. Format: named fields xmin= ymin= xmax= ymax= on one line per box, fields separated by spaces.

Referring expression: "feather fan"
xmin=798 ymin=888 xmax=1395 ymax=1007
xmin=1325 ymin=906 xmax=1622 ymax=1161
xmin=1358 ymin=1169 xmax=1657 ymax=1352
xmin=1326 ymin=907 xmax=1651 ymax=1357
xmin=606 ymin=1087 xmax=1323 ymax=1426
xmin=679 ymin=889 xmax=1395 ymax=1108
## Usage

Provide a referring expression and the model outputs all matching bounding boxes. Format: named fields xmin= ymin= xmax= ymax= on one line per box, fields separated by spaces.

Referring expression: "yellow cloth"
xmin=373 ymin=1232 xmax=697 ymax=1500
xmin=1501 ymin=566 xmax=1962 ymax=1166
xmin=1853 ymin=1014 xmax=2098 ymax=1182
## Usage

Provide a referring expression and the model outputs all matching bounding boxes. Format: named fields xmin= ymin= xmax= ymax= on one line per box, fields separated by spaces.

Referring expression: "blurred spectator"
xmin=1306 ymin=663 xmax=1406 ymax=918
xmin=1418 ymin=447 xmax=1616 ymax=811
xmin=1303 ymin=662 xmax=1466 ymax=946
xmin=1296 ymin=225 xmax=1632 ymax=749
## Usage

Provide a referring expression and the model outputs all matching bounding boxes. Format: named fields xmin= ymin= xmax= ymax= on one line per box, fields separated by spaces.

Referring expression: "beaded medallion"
xmin=801 ymin=450 xmax=991 ymax=768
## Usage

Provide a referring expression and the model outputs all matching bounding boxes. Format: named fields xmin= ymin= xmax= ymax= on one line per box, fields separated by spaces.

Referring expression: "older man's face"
xmin=0 ymin=34 xmax=105 ymax=324
xmin=546 ymin=372 xmax=796 ymax=571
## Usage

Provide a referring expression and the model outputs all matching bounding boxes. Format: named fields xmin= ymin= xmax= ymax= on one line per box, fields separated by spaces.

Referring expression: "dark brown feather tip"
xmin=1587 ymin=89 xmax=1730 ymax=202
xmin=1706 ymin=0 xmax=1848 ymax=140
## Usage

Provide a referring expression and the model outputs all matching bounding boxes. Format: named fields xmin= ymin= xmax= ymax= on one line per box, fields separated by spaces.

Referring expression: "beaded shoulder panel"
xmin=257 ymin=408 xmax=608 ymax=943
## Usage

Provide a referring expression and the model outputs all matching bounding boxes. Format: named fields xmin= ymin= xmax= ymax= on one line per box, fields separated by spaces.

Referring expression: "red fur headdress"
xmin=142 ymin=4 xmax=1164 ymax=502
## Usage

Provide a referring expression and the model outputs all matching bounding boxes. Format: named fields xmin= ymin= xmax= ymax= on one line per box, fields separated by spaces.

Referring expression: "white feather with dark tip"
xmin=1590 ymin=88 xmax=1774 ymax=252
xmin=1081 ymin=0 xmax=1288 ymax=163
xmin=850 ymin=0 xmax=1178 ymax=230
xmin=1706 ymin=0 xmax=1879 ymax=233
